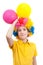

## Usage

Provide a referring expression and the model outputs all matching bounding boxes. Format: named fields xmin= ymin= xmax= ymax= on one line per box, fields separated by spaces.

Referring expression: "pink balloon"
xmin=3 ymin=10 xmax=18 ymax=24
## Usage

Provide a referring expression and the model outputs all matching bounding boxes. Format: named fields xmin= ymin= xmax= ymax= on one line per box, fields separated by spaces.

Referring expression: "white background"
xmin=0 ymin=0 xmax=43 ymax=65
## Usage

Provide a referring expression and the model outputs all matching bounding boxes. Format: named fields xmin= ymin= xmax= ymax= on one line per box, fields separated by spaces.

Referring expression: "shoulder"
xmin=13 ymin=39 xmax=20 ymax=44
xmin=10 ymin=39 xmax=19 ymax=50
xmin=29 ymin=41 xmax=36 ymax=45
xmin=29 ymin=42 xmax=36 ymax=48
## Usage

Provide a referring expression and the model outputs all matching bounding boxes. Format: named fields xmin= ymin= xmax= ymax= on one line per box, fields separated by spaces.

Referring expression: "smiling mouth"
xmin=21 ymin=34 xmax=25 ymax=36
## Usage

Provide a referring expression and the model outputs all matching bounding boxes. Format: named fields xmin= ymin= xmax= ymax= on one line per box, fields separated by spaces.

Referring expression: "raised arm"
xmin=6 ymin=19 xmax=18 ymax=48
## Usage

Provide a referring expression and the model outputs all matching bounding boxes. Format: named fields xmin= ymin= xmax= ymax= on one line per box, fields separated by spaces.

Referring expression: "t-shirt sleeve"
xmin=9 ymin=40 xmax=17 ymax=51
xmin=34 ymin=44 xmax=38 ymax=56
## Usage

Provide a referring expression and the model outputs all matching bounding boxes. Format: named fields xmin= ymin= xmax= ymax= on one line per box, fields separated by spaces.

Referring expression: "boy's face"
xmin=17 ymin=26 xmax=29 ymax=40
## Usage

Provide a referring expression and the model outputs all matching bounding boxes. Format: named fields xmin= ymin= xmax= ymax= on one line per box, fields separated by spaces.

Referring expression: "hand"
xmin=12 ymin=19 xmax=18 ymax=26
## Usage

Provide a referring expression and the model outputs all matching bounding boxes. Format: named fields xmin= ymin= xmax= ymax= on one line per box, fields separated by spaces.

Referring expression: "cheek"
xmin=25 ymin=31 xmax=28 ymax=35
xmin=18 ymin=32 xmax=21 ymax=36
xmin=18 ymin=30 xmax=28 ymax=36
xmin=25 ymin=31 xmax=29 ymax=37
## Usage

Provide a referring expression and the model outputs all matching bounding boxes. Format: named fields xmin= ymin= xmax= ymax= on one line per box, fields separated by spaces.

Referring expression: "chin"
xmin=20 ymin=37 xmax=27 ymax=40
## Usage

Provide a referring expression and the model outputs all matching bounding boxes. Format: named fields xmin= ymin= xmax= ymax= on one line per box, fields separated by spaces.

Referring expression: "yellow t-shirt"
xmin=10 ymin=39 xmax=37 ymax=65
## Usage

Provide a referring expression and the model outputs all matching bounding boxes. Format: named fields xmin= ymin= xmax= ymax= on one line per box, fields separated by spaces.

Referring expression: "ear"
xmin=27 ymin=31 xmax=32 ymax=37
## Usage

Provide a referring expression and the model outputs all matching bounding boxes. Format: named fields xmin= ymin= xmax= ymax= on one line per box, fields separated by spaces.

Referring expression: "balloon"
xmin=3 ymin=10 xmax=18 ymax=24
xmin=16 ymin=3 xmax=31 ymax=18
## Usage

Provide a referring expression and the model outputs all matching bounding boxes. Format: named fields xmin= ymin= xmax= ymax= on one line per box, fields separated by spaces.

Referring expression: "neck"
xmin=21 ymin=38 xmax=28 ymax=43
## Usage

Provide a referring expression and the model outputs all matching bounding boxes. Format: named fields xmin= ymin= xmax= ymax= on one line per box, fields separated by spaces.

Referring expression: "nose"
xmin=20 ymin=29 xmax=24 ymax=33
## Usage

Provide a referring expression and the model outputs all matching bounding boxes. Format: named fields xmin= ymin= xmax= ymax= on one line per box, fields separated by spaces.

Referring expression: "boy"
xmin=6 ymin=18 xmax=37 ymax=65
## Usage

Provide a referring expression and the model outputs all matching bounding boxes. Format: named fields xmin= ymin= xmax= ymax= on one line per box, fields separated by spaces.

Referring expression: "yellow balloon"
xmin=16 ymin=3 xmax=31 ymax=18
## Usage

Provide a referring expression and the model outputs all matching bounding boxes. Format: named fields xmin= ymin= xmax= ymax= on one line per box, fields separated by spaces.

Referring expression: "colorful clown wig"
xmin=13 ymin=17 xmax=35 ymax=37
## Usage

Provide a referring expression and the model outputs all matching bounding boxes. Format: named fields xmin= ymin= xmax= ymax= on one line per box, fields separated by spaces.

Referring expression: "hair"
xmin=13 ymin=18 xmax=35 ymax=37
xmin=13 ymin=27 xmax=34 ymax=37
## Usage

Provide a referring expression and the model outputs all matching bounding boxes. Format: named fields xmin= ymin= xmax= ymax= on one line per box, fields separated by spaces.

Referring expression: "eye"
xmin=23 ymin=28 xmax=26 ymax=31
xmin=18 ymin=29 xmax=21 ymax=32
